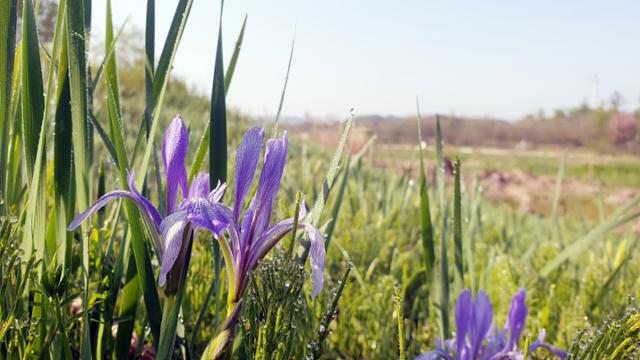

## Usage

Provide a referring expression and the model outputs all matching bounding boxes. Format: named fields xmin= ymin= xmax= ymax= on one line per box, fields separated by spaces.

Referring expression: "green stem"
xmin=54 ymin=298 xmax=73 ymax=359
xmin=201 ymin=300 xmax=243 ymax=360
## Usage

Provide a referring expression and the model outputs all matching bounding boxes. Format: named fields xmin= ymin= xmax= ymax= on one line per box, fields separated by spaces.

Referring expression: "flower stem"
xmin=201 ymin=299 xmax=243 ymax=360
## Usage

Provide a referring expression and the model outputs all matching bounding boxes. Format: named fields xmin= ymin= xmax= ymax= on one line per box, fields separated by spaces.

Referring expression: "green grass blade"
xmin=550 ymin=154 xmax=566 ymax=222
xmin=66 ymin=0 xmax=93 ymax=355
xmin=394 ymin=284 xmax=406 ymax=360
xmin=115 ymin=252 xmax=141 ymax=359
xmin=540 ymin=203 xmax=640 ymax=277
xmin=144 ymin=0 xmax=154 ymax=138
xmin=136 ymin=0 xmax=194 ymax=188
xmin=299 ymin=112 xmax=353 ymax=262
xmin=224 ymin=14 xmax=246 ymax=92
xmin=435 ymin=115 xmax=450 ymax=340
xmin=189 ymin=15 xmax=247 ymax=182
xmin=0 ymin=0 xmax=17 ymax=215
xmin=103 ymin=0 xmax=163 ymax=342
xmin=324 ymin=156 xmax=350 ymax=248
xmin=453 ymin=158 xmax=463 ymax=286
xmin=48 ymin=0 xmax=73 ymax=270
xmin=157 ymin=230 xmax=193 ymax=359
xmin=209 ymin=4 xmax=227 ymax=186
xmin=271 ymin=33 xmax=295 ymax=137
xmin=89 ymin=112 xmax=119 ymax=166
xmin=90 ymin=19 xmax=127 ymax=96
xmin=20 ymin=0 xmax=47 ymax=277
xmin=20 ymin=0 xmax=45 ymax=179
xmin=53 ymin=56 xmax=74 ymax=269
xmin=20 ymin=1 xmax=48 ymax=350
xmin=416 ymin=101 xmax=435 ymax=288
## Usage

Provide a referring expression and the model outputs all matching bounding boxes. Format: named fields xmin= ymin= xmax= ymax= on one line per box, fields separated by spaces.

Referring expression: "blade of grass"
xmin=209 ymin=1 xmax=227 ymax=186
xmin=20 ymin=3 xmax=49 ymax=355
xmin=0 ymin=0 xmax=17 ymax=215
xmin=53 ymin=49 xmax=74 ymax=269
xmin=540 ymin=203 xmax=640 ymax=277
xmin=188 ymin=16 xmax=247 ymax=182
xmin=324 ymin=156 xmax=351 ymax=249
xmin=20 ymin=0 xmax=47 ymax=277
xmin=20 ymin=0 xmax=45 ymax=180
xmin=66 ymin=0 xmax=94 ymax=356
xmin=453 ymin=158 xmax=463 ymax=287
xmin=298 ymin=112 xmax=354 ymax=263
xmin=394 ymin=284 xmax=406 ymax=360
xmin=271 ymin=32 xmax=295 ymax=137
xmin=224 ymin=14 xmax=246 ymax=92
xmin=310 ymin=264 xmax=351 ymax=360
xmin=157 ymin=230 xmax=194 ymax=359
xmin=435 ymin=115 xmax=450 ymax=340
xmin=416 ymin=100 xmax=435 ymax=292
xmin=90 ymin=19 xmax=128 ymax=96
xmin=103 ymin=0 xmax=163 ymax=342
xmin=115 ymin=252 xmax=141 ymax=359
xmin=49 ymin=0 xmax=73 ymax=271
xmin=136 ymin=0 xmax=194 ymax=188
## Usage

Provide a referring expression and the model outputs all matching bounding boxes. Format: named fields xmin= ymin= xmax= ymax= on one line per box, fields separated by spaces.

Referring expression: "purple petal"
xmin=239 ymin=202 xmax=256 ymax=252
xmin=528 ymin=330 xmax=567 ymax=359
xmin=505 ymin=289 xmax=528 ymax=351
xmin=189 ymin=172 xmax=210 ymax=199
xmin=184 ymin=198 xmax=230 ymax=235
xmin=162 ymin=115 xmax=189 ymax=213
xmin=209 ymin=181 xmax=227 ymax=203
xmin=233 ymin=127 xmax=265 ymax=223
xmin=415 ymin=350 xmax=455 ymax=360
xmin=67 ymin=190 xmax=132 ymax=230
xmin=249 ymin=133 xmax=288 ymax=239
xmin=158 ymin=211 xmax=188 ymax=287
xmin=127 ymin=172 xmax=162 ymax=226
xmin=470 ymin=290 xmax=493 ymax=358
xmin=307 ymin=224 xmax=326 ymax=298
xmin=243 ymin=215 xmax=324 ymax=298
xmin=244 ymin=207 xmax=301 ymax=270
xmin=455 ymin=290 xmax=473 ymax=354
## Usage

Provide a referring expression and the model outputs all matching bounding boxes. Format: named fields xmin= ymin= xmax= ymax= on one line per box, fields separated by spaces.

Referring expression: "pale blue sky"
xmin=93 ymin=1 xmax=640 ymax=120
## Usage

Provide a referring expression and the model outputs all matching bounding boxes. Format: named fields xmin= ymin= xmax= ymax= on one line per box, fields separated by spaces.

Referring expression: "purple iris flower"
xmin=417 ymin=289 xmax=566 ymax=360
xmin=68 ymin=116 xmax=325 ymax=298
xmin=222 ymin=126 xmax=325 ymax=299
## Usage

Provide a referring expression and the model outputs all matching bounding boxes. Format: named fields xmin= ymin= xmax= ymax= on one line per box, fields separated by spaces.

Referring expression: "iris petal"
xmin=158 ymin=211 xmax=188 ymax=287
xmin=189 ymin=172 xmax=210 ymax=199
xmin=185 ymin=198 xmax=230 ymax=235
xmin=250 ymin=133 xmax=288 ymax=238
xmin=233 ymin=127 xmax=265 ymax=223
xmin=470 ymin=291 xmax=494 ymax=358
xmin=506 ymin=289 xmax=528 ymax=351
xmin=455 ymin=290 xmax=473 ymax=355
xmin=127 ymin=172 xmax=162 ymax=226
xmin=209 ymin=181 xmax=227 ymax=203
xmin=307 ymin=224 xmax=326 ymax=298
xmin=67 ymin=190 xmax=134 ymax=230
xmin=162 ymin=115 xmax=189 ymax=213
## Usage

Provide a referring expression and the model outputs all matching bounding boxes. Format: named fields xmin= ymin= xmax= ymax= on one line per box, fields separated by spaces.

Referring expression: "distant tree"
xmin=607 ymin=112 xmax=637 ymax=146
xmin=609 ymin=90 xmax=625 ymax=110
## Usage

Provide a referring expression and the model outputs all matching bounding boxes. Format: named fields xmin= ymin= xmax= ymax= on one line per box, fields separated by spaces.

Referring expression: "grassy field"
xmin=0 ymin=1 xmax=639 ymax=359
xmin=371 ymin=143 xmax=640 ymax=220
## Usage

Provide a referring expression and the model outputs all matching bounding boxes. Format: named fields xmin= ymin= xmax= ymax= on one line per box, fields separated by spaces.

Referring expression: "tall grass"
xmin=0 ymin=1 xmax=638 ymax=359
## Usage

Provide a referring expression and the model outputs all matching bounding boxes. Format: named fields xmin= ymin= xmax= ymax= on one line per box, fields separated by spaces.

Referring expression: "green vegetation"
xmin=0 ymin=1 xmax=638 ymax=359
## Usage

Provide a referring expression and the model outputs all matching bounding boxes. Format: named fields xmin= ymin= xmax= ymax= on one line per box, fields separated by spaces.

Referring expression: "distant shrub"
xmin=607 ymin=112 xmax=638 ymax=146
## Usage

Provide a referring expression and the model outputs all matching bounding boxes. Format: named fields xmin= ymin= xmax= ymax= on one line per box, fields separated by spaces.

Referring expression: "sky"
xmin=93 ymin=1 xmax=640 ymax=121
